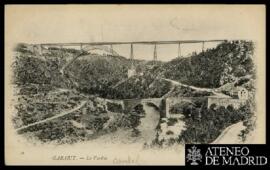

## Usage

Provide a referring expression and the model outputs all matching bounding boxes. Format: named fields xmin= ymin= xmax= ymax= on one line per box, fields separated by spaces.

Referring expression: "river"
xmin=137 ymin=103 xmax=161 ymax=143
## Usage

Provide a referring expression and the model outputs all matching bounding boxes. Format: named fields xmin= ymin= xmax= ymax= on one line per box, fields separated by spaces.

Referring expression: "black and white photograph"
xmin=4 ymin=5 xmax=266 ymax=165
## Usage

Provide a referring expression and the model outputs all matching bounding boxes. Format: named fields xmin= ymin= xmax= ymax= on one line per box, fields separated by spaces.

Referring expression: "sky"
xmin=5 ymin=5 xmax=265 ymax=61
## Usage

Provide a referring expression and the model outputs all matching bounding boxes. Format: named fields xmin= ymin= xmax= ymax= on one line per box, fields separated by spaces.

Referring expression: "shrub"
xmin=166 ymin=130 xmax=174 ymax=135
xmin=107 ymin=102 xmax=123 ymax=113
xmin=167 ymin=118 xmax=178 ymax=126
xmin=178 ymin=102 xmax=253 ymax=144
xmin=160 ymin=41 xmax=255 ymax=88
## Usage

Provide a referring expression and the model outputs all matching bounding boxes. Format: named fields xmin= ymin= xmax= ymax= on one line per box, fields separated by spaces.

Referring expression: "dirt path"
xmin=212 ymin=121 xmax=245 ymax=144
xmin=16 ymin=88 xmax=70 ymax=98
xmin=162 ymin=78 xmax=214 ymax=92
xmin=162 ymin=78 xmax=230 ymax=98
xmin=48 ymin=88 xmax=70 ymax=95
xmin=16 ymin=101 xmax=87 ymax=132
xmin=161 ymin=85 xmax=176 ymax=98
xmin=111 ymin=78 xmax=130 ymax=89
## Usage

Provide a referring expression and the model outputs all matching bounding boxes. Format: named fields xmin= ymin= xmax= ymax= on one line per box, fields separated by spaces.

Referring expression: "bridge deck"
xmin=38 ymin=39 xmax=226 ymax=46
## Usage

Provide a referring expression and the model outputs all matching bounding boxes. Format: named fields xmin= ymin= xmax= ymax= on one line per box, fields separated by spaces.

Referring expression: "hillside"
xmin=11 ymin=41 xmax=256 ymax=145
xmin=158 ymin=41 xmax=255 ymax=88
xmin=13 ymin=44 xmax=167 ymax=99
xmin=67 ymin=54 xmax=130 ymax=95
xmin=13 ymin=41 xmax=255 ymax=99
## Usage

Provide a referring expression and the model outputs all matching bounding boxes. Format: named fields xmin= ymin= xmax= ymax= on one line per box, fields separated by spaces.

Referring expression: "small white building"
xmin=128 ymin=68 xmax=137 ymax=78
xmin=230 ymin=87 xmax=249 ymax=100
xmin=237 ymin=87 xmax=249 ymax=100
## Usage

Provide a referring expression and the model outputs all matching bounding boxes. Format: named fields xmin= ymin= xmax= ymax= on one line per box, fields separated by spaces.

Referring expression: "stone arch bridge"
xmin=123 ymin=98 xmax=166 ymax=118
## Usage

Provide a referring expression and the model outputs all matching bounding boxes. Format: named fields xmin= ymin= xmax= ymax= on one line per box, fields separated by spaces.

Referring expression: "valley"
xmin=11 ymin=40 xmax=256 ymax=146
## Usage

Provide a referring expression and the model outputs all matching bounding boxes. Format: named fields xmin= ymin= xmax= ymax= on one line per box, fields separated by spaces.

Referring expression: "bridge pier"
xmin=130 ymin=43 xmax=134 ymax=68
xmin=36 ymin=44 xmax=43 ymax=55
xmin=110 ymin=44 xmax=114 ymax=55
xmin=153 ymin=44 xmax=157 ymax=63
xmin=128 ymin=44 xmax=136 ymax=77
xmin=165 ymin=98 xmax=170 ymax=118
xmin=178 ymin=42 xmax=181 ymax=57
xmin=202 ymin=41 xmax=205 ymax=52
xmin=80 ymin=43 xmax=83 ymax=51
